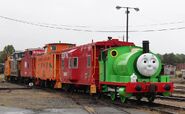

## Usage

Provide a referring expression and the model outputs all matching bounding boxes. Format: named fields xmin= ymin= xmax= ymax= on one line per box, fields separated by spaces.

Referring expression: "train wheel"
xmin=136 ymin=95 xmax=142 ymax=101
xmin=50 ymin=81 xmax=55 ymax=89
xmin=41 ymin=80 xmax=46 ymax=88
xmin=5 ymin=76 xmax=10 ymax=82
xmin=147 ymin=94 xmax=155 ymax=103
xmin=110 ymin=92 xmax=116 ymax=101
xmin=34 ymin=79 xmax=40 ymax=87
xmin=97 ymin=93 xmax=102 ymax=99
xmin=120 ymin=96 xmax=126 ymax=103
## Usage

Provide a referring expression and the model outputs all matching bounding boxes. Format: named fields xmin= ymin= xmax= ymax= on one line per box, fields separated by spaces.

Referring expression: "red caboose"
xmin=20 ymin=48 xmax=44 ymax=83
xmin=61 ymin=39 xmax=134 ymax=93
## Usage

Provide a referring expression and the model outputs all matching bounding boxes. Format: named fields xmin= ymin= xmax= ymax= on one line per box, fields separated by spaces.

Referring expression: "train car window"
xmin=69 ymin=57 xmax=78 ymax=68
xmin=29 ymin=51 xmax=33 ymax=55
xmin=51 ymin=45 xmax=56 ymax=51
xmin=21 ymin=53 xmax=24 ymax=58
xmin=73 ymin=57 xmax=78 ymax=68
xmin=87 ymin=56 xmax=91 ymax=67
xmin=61 ymin=58 xmax=65 ymax=69
xmin=18 ymin=53 xmax=20 ymax=58
xmin=15 ymin=54 xmax=18 ymax=59
xmin=27 ymin=63 xmax=29 ymax=68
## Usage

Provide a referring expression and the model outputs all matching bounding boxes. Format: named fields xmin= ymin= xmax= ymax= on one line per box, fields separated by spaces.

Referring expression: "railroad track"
xmin=174 ymin=89 xmax=185 ymax=94
xmin=0 ymin=82 xmax=33 ymax=93
xmin=0 ymin=87 xmax=31 ymax=90
xmin=97 ymin=94 xmax=185 ymax=114
xmin=70 ymin=95 xmax=98 ymax=114
xmin=175 ymin=85 xmax=185 ymax=90
xmin=107 ymin=98 xmax=185 ymax=114
xmin=157 ymin=95 xmax=185 ymax=102
xmin=2 ymin=82 xmax=185 ymax=114
xmin=131 ymin=101 xmax=185 ymax=114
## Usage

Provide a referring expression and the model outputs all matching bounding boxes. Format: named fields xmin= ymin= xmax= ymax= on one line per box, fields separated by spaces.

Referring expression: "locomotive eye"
xmin=152 ymin=61 xmax=155 ymax=63
xmin=143 ymin=60 xmax=147 ymax=63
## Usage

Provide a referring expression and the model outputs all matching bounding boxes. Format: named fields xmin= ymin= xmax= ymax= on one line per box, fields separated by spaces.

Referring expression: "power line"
xmin=130 ymin=21 xmax=185 ymax=27
xmin=0 ymin=15 xmax=185 ymax=33
xmin=27 ymin=20 xmax=185 ymax=28
xmin=133 ymin=27 xmax=185 ymax=32
xmin=0 ymin=15 xmax=93 ymax=32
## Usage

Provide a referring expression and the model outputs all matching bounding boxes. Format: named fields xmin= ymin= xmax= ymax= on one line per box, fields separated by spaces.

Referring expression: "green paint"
xmin=150 ymin=78 xmax=158 ymax=82
xmin=120 ymin=76 xmax=130 ymax=83
xmin=99 ymin=46 xmax=162 ymax=83
xmin=98 ymin=45 xmax=171 ymax=100
xmin=160 ymin=75 xmax=170 ymax=82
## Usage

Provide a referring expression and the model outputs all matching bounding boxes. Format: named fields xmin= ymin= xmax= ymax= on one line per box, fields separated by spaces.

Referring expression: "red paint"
xmin=21 ymin=49 xmax=44 ymax=78
xmin=99 ymin=81 xmax=174 ymax=93
xmin=61 ymin=39 xmax=135 ymax=86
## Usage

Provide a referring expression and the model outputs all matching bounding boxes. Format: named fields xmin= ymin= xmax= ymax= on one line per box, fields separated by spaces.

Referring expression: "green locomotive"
xmin=99 ymin=41 xmax=173 ymax=103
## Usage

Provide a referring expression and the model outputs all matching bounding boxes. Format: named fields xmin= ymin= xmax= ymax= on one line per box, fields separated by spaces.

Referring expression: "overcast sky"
xmin=0 ymin=0 xmax=185 ymax=54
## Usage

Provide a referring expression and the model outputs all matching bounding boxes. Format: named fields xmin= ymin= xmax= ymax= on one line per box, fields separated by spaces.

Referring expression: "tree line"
xmin=157 ymin=53 xmax=185 ymax=65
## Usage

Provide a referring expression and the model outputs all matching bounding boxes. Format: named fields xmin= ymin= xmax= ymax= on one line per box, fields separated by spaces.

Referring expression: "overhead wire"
xmin=0 ymin=15 xmax=185 ymax=33
xmin=30 ymin=20 xmax=185 ymax=28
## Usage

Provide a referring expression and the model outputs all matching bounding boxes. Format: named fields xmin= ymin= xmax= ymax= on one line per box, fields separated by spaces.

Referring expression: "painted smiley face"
xmin=136 ymin=53 xmax=159 ymax=77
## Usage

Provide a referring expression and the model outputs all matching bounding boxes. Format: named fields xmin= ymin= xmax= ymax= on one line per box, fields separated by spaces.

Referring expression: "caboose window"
xmin=51 ymin=45 xmax=56 ymax=51
xmin=29 ymin=51 xmax=33 ymax=55
xmin=87 ymin=56 xmax=91 ymax=67
xmin=69 ymin=57 xmax=78 ymax=68
xmin=61 ymin=58 xmax=65 ymax=69
xmin=73 ymin=58 xmax=78 ymax=68
xmin=15 ymin=54 xmax=18 ymax=59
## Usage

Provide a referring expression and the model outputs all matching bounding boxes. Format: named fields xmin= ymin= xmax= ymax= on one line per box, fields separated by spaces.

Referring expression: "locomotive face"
xmin=136 ymin=53 xmax=159 ymax=77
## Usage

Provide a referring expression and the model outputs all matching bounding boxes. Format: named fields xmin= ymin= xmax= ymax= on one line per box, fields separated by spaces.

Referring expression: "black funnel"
xmin=143 ymin=41 xmax=149 ymax=53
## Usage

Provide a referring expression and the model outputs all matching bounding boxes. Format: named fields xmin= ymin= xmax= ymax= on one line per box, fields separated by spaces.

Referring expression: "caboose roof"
xmin=44 ymin=43 xmax=75 ymax=48
xmin=25 ymin=48 xmax=44 ymax=51
xmin=93 ymin=39 xmax=135 ymax=46
xmin=13 ymin=51 xmax=24 ymax=54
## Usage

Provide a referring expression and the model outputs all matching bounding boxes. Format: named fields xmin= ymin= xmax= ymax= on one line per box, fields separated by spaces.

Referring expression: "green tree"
xmin=160 ymin=53 xmax=185 ymax=65
xmin=0 ymin=45 xmax=15 ymax=63
xmin=162 ymin=53 xmax=176 ymax=65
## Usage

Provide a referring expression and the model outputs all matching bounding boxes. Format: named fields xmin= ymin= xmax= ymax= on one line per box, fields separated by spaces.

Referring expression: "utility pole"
xmin=116 ymin=6 xmax=139 ymax=42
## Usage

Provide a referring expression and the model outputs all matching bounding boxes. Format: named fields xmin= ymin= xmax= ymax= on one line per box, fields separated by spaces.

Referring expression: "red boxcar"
xmin=20 ymin=48 xmax=44 ymax=81
xmin=60 ymin=39 xmax=134 ymax=93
